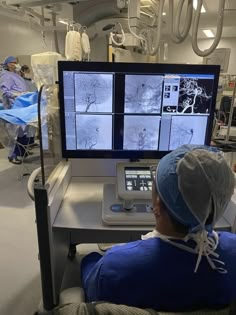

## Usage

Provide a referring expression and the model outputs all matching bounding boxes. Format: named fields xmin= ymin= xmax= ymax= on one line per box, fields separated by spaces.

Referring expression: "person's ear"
xmin=153 ymin=196 xmax=161 ymax=218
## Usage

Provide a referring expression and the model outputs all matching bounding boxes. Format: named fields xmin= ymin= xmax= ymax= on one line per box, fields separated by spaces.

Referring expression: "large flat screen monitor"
xmin=58 ymin=61 xmax=220 ymax=159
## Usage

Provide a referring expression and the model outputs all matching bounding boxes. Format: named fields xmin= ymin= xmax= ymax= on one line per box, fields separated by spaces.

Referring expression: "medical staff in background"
xmin=0 ymin=56 xmax=29 ymax=164
xmin=19 ymin=64 xmax=38 ymax=148
xmin=0 ymin=56 xmax=28 ymax=109
xmin=81 ymin=145 xmax=236 ymax=312
xmin=20 ymin=65 xmax=37 ymax=93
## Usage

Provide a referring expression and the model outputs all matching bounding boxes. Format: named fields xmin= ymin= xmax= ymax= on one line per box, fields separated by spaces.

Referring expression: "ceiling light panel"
xmin=193 ymin=0 xmax=206 ymax=13
xmin=202 ymin=29 xmax=215 ymax=38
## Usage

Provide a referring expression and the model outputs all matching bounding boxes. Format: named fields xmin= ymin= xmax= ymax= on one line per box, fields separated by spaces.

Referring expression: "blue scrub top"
xmin=81 ymin=232 xmax=236 ymax=311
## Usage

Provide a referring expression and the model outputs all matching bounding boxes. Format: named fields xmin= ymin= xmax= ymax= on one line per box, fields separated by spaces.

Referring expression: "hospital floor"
xmin=0 ymin=146 xmax=42 ymax=315
xmin=0 ymin=145 xmax=103 ymax=315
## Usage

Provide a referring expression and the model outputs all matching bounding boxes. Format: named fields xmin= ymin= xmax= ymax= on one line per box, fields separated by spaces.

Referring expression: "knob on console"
xmin=123 ymin=199 xmax=134 ymax=211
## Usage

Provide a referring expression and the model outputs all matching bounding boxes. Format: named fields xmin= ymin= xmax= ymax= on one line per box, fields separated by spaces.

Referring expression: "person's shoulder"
xmin=99 ymin=239 xmax=161 ymax=274
xmin=2 ymin=71 xmax=16 ymax=80
xmin=105 ymin=238 xmax=160 ymax=256
xmin=218 ymin=232 xmax=236 ymax=274
xmin=218 ymin=231 xmax=236 ymax=248
xmin=219 ymin=231 xmax=236 ymax=240
xmin=0 ymin=70 xmax=8 ymax=78
xmin=0 ymin=71 xmax=13 ymax=84
xmin=106 ymin=240 xmax=143 ymax=253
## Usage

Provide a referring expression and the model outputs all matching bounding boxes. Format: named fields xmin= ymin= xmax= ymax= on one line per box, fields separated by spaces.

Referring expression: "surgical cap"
xmin=156 ymin=144 xmax=235 ymax=231
xmin=3 ymin=56 xmax=17 ymax=65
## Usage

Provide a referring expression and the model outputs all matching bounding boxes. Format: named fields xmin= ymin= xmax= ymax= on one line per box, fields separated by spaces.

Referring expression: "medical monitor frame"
xmin=58 ymin=61 xmax=220 ymax=159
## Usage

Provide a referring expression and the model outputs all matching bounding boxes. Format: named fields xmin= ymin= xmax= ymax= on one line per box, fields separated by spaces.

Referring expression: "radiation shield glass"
xmin=36 ymin=84 xmax=63 ymax=187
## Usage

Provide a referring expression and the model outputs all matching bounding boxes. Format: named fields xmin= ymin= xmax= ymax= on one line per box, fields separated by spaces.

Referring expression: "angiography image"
xmin=75 ymin=73 xmax=113 ymax=113
xmin=169 ymin=115 xmax=208 ymax=150
xmin=123 ymin=115 xmax=160 ymax=150
xmin=124 ymin=75 xmax=163 ymax=114
xmin=178 ymin=78 xmax=213 ymax=114
xmin=76 ymin=114 xmax=112 ymax=150
xmin=65 ymin=113 xmax=76 ymax=150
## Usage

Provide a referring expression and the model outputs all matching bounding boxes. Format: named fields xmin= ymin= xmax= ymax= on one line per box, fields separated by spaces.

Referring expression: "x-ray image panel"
xmin=124 ymin=75 xmax=163 ymax=114
xmin=169 ymin=115 xmax=208 ymax=150
xmin=66 ymin=136 xmax=76 ymax=150
xmin=65 ymin=112 xmax=76 ymax=149
xmin=123 ymin=115 xmax=160 ymax=150
xmin=75 ymin=73 xmax=113 ymax=113
xmin=76 ymin=114 xmax=112 ymax=150
xmin=178 ymin=78 xmax=214 ymax=114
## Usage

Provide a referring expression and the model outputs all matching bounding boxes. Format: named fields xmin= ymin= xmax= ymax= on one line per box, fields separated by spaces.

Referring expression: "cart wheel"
xmin=68 ymin=244 xmax=77 ymax=260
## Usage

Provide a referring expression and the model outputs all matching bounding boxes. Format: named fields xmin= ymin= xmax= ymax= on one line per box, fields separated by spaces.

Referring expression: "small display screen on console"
xmin=124 ymin=167 xmax=152 ymax=191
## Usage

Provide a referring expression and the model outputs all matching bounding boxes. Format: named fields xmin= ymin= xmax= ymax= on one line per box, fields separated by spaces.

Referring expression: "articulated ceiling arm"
xmin=191 ymin=0 xmax=225 ymax=57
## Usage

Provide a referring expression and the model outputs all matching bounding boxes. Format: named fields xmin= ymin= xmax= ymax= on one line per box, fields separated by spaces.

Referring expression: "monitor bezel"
xmin=58 ymin=61 xmax=220 ymax=159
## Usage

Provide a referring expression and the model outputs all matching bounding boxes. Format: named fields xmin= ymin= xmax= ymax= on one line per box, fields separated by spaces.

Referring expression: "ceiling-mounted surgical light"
xmin=193 ymin=0 xmax=206 ymax=13
xmin=202 ymin=29 xmax=215 ymax=38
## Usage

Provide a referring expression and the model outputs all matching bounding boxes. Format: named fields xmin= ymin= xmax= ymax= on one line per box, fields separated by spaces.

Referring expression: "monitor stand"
xmin=102 ymin=183 xmax=155 ymax=225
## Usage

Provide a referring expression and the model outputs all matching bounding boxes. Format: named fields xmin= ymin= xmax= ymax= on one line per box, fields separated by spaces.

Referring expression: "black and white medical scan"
xmin=75 ymin=73 xmax=113 ymax=113
xmin=76 ymin=114 xmax=113 ymax=150
xmin=124 ymin=75 xmax=163 ymax=114
xmin=177 ymin=77 xmax=213 ymax=114
xmin=123 ymin=115 xmax=160 ymax=150
xmin=169 ymin=115 xmax=208 ymax=150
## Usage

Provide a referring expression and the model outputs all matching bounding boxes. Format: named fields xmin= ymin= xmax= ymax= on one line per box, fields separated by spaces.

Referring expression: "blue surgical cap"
xmin=155 ymin=144 xmax=234 ymax=230
xmin=3 ymin=56 xmax=17 ymax=65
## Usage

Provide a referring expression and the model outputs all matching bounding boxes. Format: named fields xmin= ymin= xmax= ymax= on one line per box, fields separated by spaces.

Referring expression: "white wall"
xmin=160 ymin=37 xmax=236 ymax=74
xmin=89 ymin=35 xmax=107 ymax=61
xmin=0 ymin=15 xmax=66 ymax=62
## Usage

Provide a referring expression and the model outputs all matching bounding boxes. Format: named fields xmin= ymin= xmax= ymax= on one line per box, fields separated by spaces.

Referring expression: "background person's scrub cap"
xmin=156 ymin=145 xmax=235 ymax=231
xmin=3 ymin=56 xmax=17 ymax=65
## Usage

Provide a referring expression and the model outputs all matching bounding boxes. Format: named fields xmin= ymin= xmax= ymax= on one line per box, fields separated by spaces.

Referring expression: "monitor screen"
xmin=58 ymin=61 xmax=220 ymax=159
xmin=117 ymin=163 xmax=153 ymax=200
xmin=124 ymin=167 xmax=152 ymax=192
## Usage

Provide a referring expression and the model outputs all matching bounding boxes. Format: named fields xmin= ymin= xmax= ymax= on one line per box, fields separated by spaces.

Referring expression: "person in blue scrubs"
xmin=0 ymin=56 xmax=28 ymax=164
xmin=81 ymin=145 xmax=236 ymax=312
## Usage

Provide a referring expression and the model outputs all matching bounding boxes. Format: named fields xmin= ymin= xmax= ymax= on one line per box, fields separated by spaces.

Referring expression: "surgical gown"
xmin=81 ymin=231 xmax=236 ymax=311
xmin=0 ymin=70 xmax=28 ymax=109
xmin=0 ymin=73 xmax=33 ymax=159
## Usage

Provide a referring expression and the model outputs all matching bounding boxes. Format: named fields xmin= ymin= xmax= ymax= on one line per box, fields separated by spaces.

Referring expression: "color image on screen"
xmin=76 ymin=114 xmax=112 ymax=150
xmin=74 ymin=73 xmax=113 ymax=113
xmin=124 ymin=75 xmax=163 ymax=113
xmin=168 ymin=115 xmax=208 ymax=150
xmin=123 ymin=115 xmax=160 ymax=150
